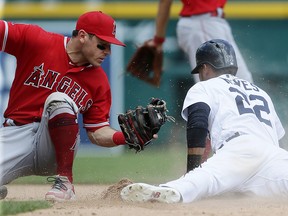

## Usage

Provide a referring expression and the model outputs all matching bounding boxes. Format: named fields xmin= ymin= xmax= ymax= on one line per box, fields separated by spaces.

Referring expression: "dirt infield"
xmin=5 ymin=184 xmax=288 ymax=216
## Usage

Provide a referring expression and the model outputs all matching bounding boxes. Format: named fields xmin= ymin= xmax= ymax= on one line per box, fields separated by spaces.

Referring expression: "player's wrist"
xmin=187 ymin=154 xmax=202 ymax=172
xmin=113 ymin=131 xmax=126 ymax=145
xmin=153 ymin=35 xmax=165 ymax=45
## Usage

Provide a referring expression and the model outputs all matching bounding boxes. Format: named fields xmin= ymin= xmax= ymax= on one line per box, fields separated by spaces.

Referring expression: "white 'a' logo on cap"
xmin=112 ymin=21 xmax=116 ymax=36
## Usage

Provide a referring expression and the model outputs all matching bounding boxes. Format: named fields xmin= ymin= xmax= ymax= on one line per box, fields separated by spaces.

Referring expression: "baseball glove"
xmin=126 ymin=40 xmax=163 ymax=87
xmin=118 ymin=98 xmax=175 ymax=152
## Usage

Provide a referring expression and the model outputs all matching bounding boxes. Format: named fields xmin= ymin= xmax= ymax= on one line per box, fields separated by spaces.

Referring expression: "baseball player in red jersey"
xmin=121 ymin=39 xmax=288 ymax=203
xmin=0 ymin=11 xmax=128 ymax=201
xmin=150 ymin=0 xmax=253 ymax=83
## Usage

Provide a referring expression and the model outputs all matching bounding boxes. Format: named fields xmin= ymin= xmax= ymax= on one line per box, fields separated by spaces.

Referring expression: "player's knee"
xmin=45 ymin=92 xmax=78 ymax=118
xmin=47 ymin=101 xmax=77 ymax=119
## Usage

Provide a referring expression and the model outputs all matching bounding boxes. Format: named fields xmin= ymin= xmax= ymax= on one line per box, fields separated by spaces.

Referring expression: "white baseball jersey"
xmin=182 ymin=74 xmax=284 ymax=151
xmin=160 ymin=74 xmax=288 ymax=202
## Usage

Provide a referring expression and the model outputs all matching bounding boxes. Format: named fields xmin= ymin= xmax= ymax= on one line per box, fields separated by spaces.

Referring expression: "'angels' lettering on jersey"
xmin=24 ymin=63 xmax=46 ymax=88
xmin=24 ymin=63 xmax=91 ymax=112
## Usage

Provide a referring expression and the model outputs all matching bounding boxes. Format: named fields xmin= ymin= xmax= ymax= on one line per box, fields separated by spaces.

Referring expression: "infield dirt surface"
xmin=5 ymin=184 xmax=288 ymax=216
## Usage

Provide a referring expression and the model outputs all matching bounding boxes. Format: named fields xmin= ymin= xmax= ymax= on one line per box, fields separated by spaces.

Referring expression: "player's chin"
xmin=90 ymin=59 xmax=103 ymax=67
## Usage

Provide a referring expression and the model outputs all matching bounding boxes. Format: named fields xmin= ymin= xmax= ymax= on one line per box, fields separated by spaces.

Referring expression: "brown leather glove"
xmin=126 ymin=40 xmax=163 ymax=87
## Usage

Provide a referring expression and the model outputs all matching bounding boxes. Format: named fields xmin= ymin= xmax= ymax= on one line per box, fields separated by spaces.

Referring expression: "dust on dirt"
xmin=100 ymin=178 xmax=134 ymax=200
xmin=4 ymin=182 xmax=288 ymax=216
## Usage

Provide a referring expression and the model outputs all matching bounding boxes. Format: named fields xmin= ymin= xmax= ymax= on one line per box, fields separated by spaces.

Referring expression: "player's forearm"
xmin=87 ymin=126 xmax=125 ymax=147
xmin=187 ymin=147 xmax=205 ymax=172
xmin=155 ymin=0 xmax=173 ymax=38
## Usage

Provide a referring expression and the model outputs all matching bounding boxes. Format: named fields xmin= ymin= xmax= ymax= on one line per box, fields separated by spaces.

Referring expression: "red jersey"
xmin=0 ymin=21 xmax=111 ymax=130
xmin=180 ymin=0 xmax=226 ymax=16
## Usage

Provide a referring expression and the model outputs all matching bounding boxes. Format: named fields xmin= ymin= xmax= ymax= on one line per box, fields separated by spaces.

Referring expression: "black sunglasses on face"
xmin=97 ymin=44 xmax=111 ymax=51
xmin=87 ymin=33 xmax=111 ymax=51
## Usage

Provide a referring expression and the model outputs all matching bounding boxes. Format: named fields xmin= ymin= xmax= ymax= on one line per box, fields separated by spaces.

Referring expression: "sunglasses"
xmin=86 ymin=33 xmax=110 ymax=51
xmin=97 ymin=44 xmax=111 ymax=51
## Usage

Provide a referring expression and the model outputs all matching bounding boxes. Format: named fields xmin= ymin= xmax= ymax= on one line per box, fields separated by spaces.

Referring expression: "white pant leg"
xmin=0 ymin=92 xmax=79 ymax=185
xmin=160 ymin=135 xmax=275 ymax=203
xmin=239 ymin=146 xmax=288 ymax=197
xmin=176 ymin=15 xmax=253 ymax=83
xmin=0 ymin=123 xmax=39 ymax=185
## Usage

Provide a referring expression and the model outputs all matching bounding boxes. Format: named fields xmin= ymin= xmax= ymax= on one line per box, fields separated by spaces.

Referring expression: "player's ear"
xmin=77 ymin=30 xmax=88 ymax=42
xmin=201 ymin=64 xmax=215 ymax=80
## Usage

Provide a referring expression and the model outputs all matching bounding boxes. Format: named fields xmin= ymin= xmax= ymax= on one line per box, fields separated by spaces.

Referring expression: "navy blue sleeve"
xmin=186 ymin=102 xmax=210 ymax=148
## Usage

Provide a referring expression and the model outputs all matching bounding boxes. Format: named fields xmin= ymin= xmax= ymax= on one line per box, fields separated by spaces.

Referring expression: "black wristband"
xmin=187 ymin=154 xmax=202 ymax=173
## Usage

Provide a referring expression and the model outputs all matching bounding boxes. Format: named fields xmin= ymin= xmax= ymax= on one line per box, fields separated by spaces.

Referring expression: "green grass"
xmin=4 ymin=146 xmax=186 ymax=215
xmin=13 ymin=146 xmax=187 ymax=185
xmin=0 ymin=200 xmax=52 ymax=215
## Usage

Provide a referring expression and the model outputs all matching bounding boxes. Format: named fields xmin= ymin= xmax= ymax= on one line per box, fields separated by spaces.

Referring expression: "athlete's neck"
xmin=66 ymin=40 xmax=88 ymax=66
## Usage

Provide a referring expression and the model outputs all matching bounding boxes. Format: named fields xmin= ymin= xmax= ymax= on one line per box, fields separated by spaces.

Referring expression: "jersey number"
xmin=229 ymin=87 xmax=272 ymax=127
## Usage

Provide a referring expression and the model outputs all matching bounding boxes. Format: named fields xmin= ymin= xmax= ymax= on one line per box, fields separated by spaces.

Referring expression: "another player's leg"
xmin=120 ymin=183 xmax=181 ymax=203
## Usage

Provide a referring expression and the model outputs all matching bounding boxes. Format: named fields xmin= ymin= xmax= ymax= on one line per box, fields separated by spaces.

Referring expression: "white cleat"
xmin=120 ymin=183 xmax=181 ymax=203
xmin=45 ymin=175 xmax=76 ymax=202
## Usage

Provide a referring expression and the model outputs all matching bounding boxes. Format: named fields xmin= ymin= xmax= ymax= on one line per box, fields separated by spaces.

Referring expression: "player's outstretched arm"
xmin=87 ymin=126 xmax=123 ymax=147
xmin=186 ymin=102 xmax=211 ymax=172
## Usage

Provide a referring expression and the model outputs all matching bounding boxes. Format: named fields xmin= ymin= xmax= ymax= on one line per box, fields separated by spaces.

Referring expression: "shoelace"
xmin=47 ymin=176 xmax=68 ymax=191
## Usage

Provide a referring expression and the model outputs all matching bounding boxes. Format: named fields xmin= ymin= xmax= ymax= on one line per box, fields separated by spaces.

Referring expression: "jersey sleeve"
xmin=181 ymin=83 xmax=211 ymax=121
xmin=0 ymin=20 xmax=44 ymax=57
xmin=82 ymin=70 xmax=112 ymax=131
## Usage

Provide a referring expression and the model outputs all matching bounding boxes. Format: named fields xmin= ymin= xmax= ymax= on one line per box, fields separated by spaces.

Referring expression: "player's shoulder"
xmin=216 ymin=74 xmax=270 ymax=97
xmin=6 ymin=21 xmax=46 ymax=32
xmin=92 ymin=67 xmax=110 ymax=90
xmin=192 ymin=75 xmax=225 ymax=89
xmin=18 ymin=22 xmax=65 ymax=39
xmin=86 ymin=66 xmax=109 ymax=80
xmin=191 ymin=74 xmax=253 ymax=93
xmin=16 ymin=21 xmax=64 ymax=40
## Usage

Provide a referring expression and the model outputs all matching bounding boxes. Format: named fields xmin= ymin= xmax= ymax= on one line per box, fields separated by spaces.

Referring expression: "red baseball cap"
xmin=76 ymin=11 xmax=126 ymax=47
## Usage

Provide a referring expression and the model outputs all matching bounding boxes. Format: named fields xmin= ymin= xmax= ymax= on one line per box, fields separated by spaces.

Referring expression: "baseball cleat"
xmin=120 ymin=183 xmax=181 ymax=203
xmin=45 ymin=175 xmax=76 ymax=202
xmin=0 ymin=185 xmax=8 ymax=200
